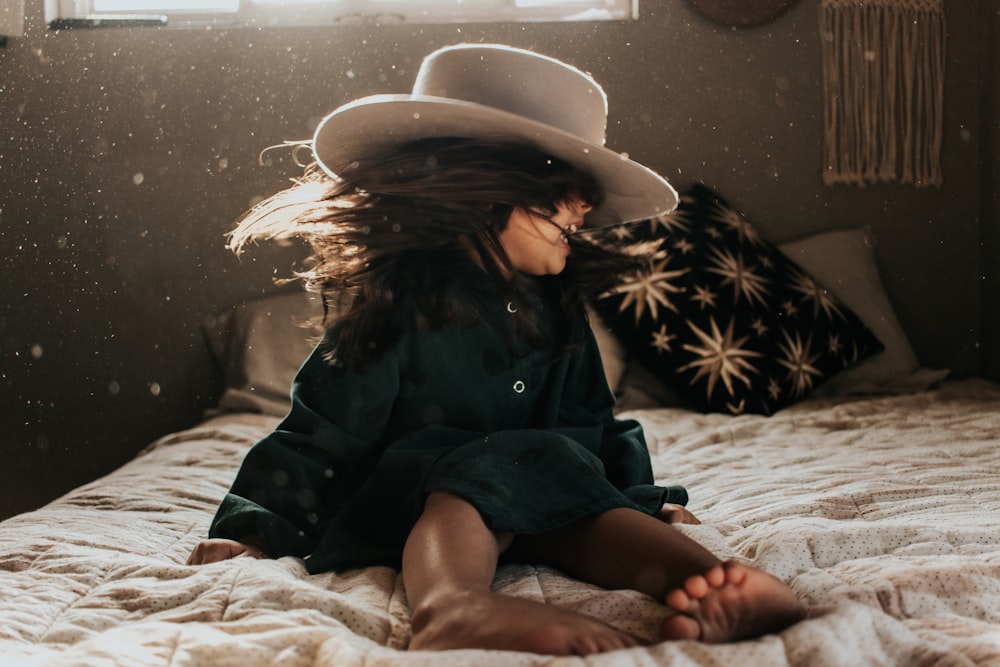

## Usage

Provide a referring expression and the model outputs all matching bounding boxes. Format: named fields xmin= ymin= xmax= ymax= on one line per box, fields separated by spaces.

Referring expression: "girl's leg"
xmin=511 ymin=507 xmax=805 ymax=643
xmin=402 ymin=492 xmax=641 ymax=655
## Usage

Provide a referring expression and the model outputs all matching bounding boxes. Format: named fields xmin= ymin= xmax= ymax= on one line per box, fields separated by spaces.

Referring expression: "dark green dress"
xmin=209 ymin=273 xmax=687 ymax=573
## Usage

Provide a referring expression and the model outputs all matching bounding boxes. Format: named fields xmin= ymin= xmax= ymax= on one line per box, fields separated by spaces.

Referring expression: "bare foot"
xmin=409 ymin=589 xmax=641 ymax=655
xmin=661 ymin=561 xmax=805 ymax=642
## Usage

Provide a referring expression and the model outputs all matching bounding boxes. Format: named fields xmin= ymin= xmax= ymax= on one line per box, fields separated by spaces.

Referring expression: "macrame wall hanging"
xmin=820 ymin=0 xmax=946 ymax=187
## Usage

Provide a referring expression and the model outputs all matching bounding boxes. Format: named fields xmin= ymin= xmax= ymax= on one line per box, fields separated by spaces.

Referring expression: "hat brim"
xmin=312 ymin=95 xmax=677 ymax=227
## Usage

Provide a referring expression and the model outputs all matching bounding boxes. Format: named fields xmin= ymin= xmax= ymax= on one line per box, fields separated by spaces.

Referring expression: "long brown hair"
xmin=228 ymin=138 xmax=645 ymax=368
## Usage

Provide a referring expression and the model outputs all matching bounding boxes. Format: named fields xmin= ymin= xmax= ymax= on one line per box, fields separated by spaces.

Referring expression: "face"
xmin=498 ymin=196 xmax=592 ymax=276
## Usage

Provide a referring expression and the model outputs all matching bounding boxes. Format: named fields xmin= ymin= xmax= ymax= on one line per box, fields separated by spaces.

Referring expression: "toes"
xmin=665 ymin=587 xmax=692 ymax=611
xmin=668 ymin=568 xmax=719 ymax=611
xmin=571 ymin=630 xmax=637 ymax=655
xmin=573 ymin=636 xmax=601 ymax=655
xmin=599 ymin=633 xmax=633 ymax=653
xmin=722 ymin=560 xmax=748 ymax=586
xmin=704 ymin=565 xmax=727 ymax=588
xmin=684 ymin=573 xmax=710 ymax=598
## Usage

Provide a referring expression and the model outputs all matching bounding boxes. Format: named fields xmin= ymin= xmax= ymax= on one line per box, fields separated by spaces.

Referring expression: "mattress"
xmin=2 ymin=379 xmax=999 ymax=666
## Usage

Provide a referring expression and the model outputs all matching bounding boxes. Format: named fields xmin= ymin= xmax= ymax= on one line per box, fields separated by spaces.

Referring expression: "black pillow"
xmin=594 ymin=184 xmax=884 ymax=415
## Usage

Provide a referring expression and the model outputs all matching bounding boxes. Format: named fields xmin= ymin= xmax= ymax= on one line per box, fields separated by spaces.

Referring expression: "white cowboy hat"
xmin=312 ymin=43 xmax=677 ymax=227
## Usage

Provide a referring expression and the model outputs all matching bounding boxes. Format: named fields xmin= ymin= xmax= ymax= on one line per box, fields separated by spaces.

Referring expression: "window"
xmin=49 ymin=0 xmax=638 ymax=29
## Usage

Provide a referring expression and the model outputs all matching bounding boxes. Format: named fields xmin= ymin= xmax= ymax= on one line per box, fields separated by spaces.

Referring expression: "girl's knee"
xmin=421 ymin=492 xmax=513 ymax=550
xmin=423 ymin=491 xmax=466 ymax=510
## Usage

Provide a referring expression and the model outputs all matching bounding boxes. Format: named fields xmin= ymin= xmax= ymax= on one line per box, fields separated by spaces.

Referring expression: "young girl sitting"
xmin=188 ymin=43 xmax=805 ymax=656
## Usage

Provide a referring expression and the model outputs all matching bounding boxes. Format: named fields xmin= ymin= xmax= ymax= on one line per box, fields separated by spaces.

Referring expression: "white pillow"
xmin=206 ymin=290 xmax=322 ymax=416
xmin=588 ymin=306 xmax=627 ymax=394
xmin=778 ymin=227 xmax=948 ymax=395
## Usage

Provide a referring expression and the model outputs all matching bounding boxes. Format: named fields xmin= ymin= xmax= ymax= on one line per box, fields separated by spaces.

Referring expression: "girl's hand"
xmin=187 ymin=538 xmax=265 ymax=565
xmin=657 ymin=503 xmax=701 ymax=525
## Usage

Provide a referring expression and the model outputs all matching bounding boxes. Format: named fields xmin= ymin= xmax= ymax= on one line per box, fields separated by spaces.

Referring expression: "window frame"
xmin=48 ymin=0 xmax=638 ymax=29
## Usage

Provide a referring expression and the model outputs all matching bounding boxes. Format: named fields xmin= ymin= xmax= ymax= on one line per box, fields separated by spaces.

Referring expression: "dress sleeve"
xmin=209 ymin=341 xmax=401 ymax=558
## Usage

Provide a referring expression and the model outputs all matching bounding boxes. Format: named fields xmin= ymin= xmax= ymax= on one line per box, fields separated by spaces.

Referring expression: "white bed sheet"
xmin=2 ymin=379 xmax=999 ymax=666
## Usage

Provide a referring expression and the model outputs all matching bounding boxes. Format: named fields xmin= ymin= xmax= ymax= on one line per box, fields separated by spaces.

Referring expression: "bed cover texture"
xmin=2 ymin=379 xmax=999 ymax=667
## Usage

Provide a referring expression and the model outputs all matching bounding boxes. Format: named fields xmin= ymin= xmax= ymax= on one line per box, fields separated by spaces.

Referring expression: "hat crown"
xmin=311 ymin=43 xmax=676 ymax=225
xmin=412 ymin=44 xmax=608 ymax=147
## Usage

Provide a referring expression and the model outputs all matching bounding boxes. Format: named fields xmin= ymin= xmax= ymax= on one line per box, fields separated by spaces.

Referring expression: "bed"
xmin=3 ymin=189 xmax=999 ymax=666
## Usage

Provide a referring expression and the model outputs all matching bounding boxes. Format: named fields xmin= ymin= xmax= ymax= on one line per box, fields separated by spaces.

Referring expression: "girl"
xmin=188 ymin=44 xmax=805 ymax=655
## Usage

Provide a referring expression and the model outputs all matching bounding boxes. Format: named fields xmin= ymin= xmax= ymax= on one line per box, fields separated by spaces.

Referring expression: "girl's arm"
xmin=206 ymin=341 xmax=401 ymax=559
xmin=559 ymin=323 xmax=688 ymax=508
xmin=556 ymin=324 xmax=653 ymax=486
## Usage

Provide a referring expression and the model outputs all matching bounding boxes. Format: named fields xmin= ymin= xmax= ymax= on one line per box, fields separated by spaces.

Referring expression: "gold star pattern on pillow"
xmin=595 ymin=184 xmax=883 ymax=415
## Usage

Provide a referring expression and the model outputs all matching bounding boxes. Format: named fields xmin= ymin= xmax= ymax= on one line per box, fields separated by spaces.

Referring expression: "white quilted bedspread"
xmin=2 ymin=379 xmax=999 ymax=666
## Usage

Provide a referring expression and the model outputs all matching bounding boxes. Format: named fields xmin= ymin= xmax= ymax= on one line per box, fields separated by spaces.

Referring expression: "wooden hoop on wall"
xmin=684 ymin=0 xmax=802 ymax=27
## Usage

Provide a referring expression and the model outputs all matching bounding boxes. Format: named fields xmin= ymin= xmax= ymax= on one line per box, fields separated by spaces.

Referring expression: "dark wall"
xmin=1 ymin=1 xmax=995 ymax=518
xmin=983 ymin=2 xmax=1000 ymax=380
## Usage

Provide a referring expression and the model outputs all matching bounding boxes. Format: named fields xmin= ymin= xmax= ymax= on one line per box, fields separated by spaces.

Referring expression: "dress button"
xmin=512 ymin=380 xmax=525 ymax=393
xmin=506 ymin=302 xmax=517 ymax=314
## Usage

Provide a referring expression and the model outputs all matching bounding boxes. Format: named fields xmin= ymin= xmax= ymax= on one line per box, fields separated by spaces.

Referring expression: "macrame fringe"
xmin=820 ymin=0 xmax=946 ymax=187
